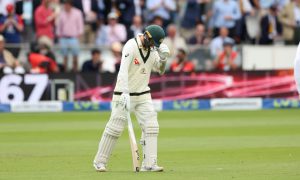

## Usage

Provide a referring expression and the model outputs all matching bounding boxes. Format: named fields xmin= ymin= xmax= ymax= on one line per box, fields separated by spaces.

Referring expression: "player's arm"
xmin=153 ymin=44 xmax=170 ymax=75
xmin=116 ymin=41 xmax=134 ymax=110
xmin=118 ymin=41 xmax=134 ymax=93
xmin=294 ymin=43 xmax=300 ymax=98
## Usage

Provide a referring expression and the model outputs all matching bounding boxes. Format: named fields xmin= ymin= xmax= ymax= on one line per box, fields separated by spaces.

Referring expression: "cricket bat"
xmin=127 ymin=113 xmax=140 ymax=172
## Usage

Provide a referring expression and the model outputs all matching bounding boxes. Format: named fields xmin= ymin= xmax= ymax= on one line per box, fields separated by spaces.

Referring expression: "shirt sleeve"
xmin=294 ymin=43 xmax=300 ymax=95
xmin=116 ymin=40 xmax=134 ymax=93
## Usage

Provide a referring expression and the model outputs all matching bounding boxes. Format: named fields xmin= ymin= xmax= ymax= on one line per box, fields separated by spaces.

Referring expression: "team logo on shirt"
xmin=134 ymin=58 xmax=140 ymax=65
xmin=140 ymin=68 xmax=146 ymax=74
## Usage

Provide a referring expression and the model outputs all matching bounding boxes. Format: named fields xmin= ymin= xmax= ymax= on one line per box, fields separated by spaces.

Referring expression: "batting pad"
xmin=94 ymin=114 xmax=127 ymax=164
xmin=143 ymin=120 xmax=159 ymax=167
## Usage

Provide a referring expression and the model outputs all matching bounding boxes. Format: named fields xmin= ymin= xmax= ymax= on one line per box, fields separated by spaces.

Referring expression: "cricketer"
xmin=93 ymin=25 xmax=170 ymax=172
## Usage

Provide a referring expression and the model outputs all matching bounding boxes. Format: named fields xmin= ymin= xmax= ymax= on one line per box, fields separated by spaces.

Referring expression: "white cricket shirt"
xmin=114 ymin=34 xmax=165 ymax=94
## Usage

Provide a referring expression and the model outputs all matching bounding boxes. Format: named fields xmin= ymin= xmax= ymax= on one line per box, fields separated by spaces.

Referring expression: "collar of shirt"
xmin=135 ymin=33 xmax=144 ymax=49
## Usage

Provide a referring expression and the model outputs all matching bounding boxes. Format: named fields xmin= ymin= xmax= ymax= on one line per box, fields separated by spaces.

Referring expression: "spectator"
xmin=211 ymin=0 xmax=241 ymax=38
xmin=259 ymin=4 xmax=283 ymax=45
xmin=56 ymin=0 xmax=84 ymax=72
xmin=108 ymin=1 xmax=119 ymax=15
xmin=34 ymin=0 xmax=56 ymax=44
xmin=102 ymin=42 xmax=122 ymax=73
xmin=163 ymin=24 xmax=188 ymax=59
xmin=106 ymin=12 xmax=127 ymax=45
xmin=170 ymin=48 xmax=195 ymax=73
xmin=247 ymin=0 xmax=260 ymax=10
xmin=188 ymin=23 xmax=210 ymax=45
xmin=50 ymin=0 xmax=62 ymax=20
xmin=0 ymin=0 xmax=14 ymax=16
xmin=151 ymin=15 xmax=164 ymax=28
xmin=15 ymin=0 xmax=35 ymax=43
xmin=134 ymin=0 xmax=145 ymax=17
xmin=214 ymin=38 xmax=241 ymax=71
xmin=279 ymin=0 xmax=300 ymax=45
xmin=95 ymin=17 xmax=108 ymax=46
xmin=181 ymin=0 xmax=203 ymax=27
xmin=0 ymin=35 xmax=25 ymax=74
xmin=111 ymin=41 xmax=122 ymax=73
xmin=127 ymin=15 xmax=144 ymax=40
xmin=96 ymin=0 xmax=112 ymax=20
xmin=210 ymin=27 xmax=234 ymax=58
xmin=97 ymin=0 xmax=108 ymax=19
xmin=37 ymin=36 xmax=56 ymax=63
xmin=146 ymin=0 xmax=176 ymax=27
xmin=277 ymin=0 xmax=290 ymax=10
xmin=259 ymin=0 xmax=290 ymax=18
xmin=180 ymin=0 xmax=203 ymax=40
xmin=138 ymin=0 xmax=148 ymax=21
xmin=238 ymin=0 xmax=260 ymax=43
xmin=116 ymin=0 xmax=136 ymax=28
xmin=259 ymin=0 xmax=289 ymax=12
xmin=82 ymin=49 xmax=102 ymax=72
xmin=73 ymin=0 xmax=99 ymax=44
xmin=28 ymin=44 xmax=58 ymax=74
xmin=259 ymin=0 xmax=277 ymax=10
xmin=0 ymin=4 xmax=24 ymax=57
xmin=202 ymin=0 xmax=215 ymax=37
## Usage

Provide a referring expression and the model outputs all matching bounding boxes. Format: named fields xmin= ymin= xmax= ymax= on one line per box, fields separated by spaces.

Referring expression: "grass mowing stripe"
xmin=0 ymin=110 xmax=299 ymax=179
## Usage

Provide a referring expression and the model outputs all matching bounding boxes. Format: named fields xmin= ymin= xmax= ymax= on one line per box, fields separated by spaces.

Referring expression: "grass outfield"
xmin=0 ymin=110 xmax=300 ymax=180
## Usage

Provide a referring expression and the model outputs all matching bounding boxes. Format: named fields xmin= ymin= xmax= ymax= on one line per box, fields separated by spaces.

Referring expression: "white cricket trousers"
xmin=94 ymin=93 xmax=160 ymax=168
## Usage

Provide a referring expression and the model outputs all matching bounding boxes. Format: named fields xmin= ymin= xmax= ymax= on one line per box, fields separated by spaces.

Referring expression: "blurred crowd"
xmin=0 ymin=0 xmax=299 ymax=74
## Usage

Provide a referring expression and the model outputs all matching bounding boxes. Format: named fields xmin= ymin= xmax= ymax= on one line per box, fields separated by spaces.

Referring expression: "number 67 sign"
xmin=0 ymin=74 xmax=48 ymax=103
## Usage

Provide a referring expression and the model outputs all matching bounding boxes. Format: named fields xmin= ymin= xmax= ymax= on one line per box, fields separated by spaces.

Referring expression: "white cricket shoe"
xmin=93 ymin=162 xmax=107 ymax=172
xmin=140 ymin=164 xmax=164 ymax=172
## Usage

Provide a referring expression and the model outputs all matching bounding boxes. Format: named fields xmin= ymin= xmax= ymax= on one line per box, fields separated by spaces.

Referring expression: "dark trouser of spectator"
xmin=235 ymin=18 xmax=243 ymax=44
xmin=6 ymin=46 xmax=21 ymax=59
xmin=285 ymin=28 xmax=300 ymax=45
xmin=237 ymin=14 xmax=257 ymax=44
xmin=293 ymin=27 xmax=300 ymax=45
xmin=285 ymin=39 xmax=295 ymax=45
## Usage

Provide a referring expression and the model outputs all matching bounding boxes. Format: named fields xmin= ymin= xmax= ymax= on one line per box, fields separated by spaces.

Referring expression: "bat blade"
xmin=127 ymin=113 xmax=140 ymax=172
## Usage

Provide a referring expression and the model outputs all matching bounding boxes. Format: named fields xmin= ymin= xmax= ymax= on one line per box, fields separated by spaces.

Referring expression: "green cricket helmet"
xmin=144 ymin=25 xmax=165 ymax=47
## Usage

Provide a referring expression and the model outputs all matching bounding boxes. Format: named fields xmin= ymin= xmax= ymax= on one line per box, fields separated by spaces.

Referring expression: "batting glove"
xmin=158 ymin=44 xmax=170 ymax=62
xmin=118 ymin=92 xmax=130 ymax=111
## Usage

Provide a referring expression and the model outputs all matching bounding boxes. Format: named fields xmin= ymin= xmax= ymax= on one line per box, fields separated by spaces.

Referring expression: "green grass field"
xmin=0 ymin=110 xmax=300 ymax=180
